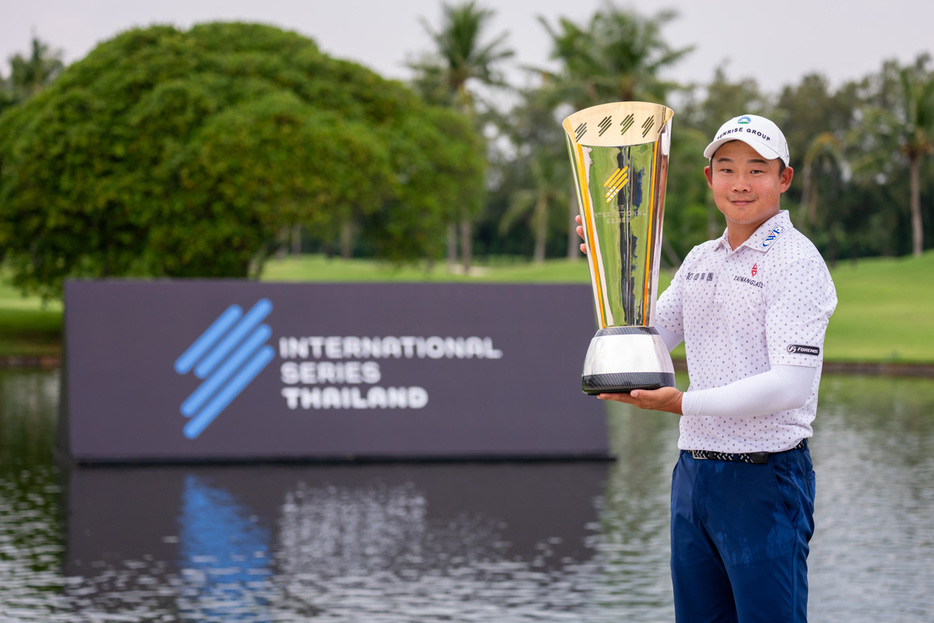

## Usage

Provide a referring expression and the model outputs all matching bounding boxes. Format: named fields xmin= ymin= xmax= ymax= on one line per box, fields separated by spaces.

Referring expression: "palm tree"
xmin=535 ymin=3 xmax=692 ymax=259
xmin=897 ymin=55 xmax=934 ymax=256
xmin=799 ymin=132 xmax=845 ymax=228
xmin=8 ymin=37 xmax=64 ymax=101
xmin=851 ymin=54 xmax=934 ymax=257
xmin=0 ymin=37 xmax=64 ymax=114
xmin=537 ymin=3 xmax=693 ymax=107
xmin=408 ymin=1 xmax=514 ymax=273
xmin=501 ymin=150 xmax=568 ymax=263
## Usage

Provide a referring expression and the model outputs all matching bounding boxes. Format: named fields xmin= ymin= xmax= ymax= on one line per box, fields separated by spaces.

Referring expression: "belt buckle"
xmin=690 ymin=450 xmax=707 ymax=460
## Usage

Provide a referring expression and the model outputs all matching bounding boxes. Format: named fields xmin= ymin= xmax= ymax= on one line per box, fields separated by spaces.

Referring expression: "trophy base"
xmin=581 ymin=327 xmax=676 ymax=395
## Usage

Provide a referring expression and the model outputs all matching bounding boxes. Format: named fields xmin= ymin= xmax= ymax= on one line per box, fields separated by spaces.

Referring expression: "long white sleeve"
xmin=656 ymin=324 xmax=683 ymax=351
xmin=681 ymin=364 xmax=816 ymax=418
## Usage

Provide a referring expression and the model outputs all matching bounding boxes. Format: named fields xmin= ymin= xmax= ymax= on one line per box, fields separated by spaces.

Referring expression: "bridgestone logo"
xmin=787 ymin=344 xmax=820 ymax=356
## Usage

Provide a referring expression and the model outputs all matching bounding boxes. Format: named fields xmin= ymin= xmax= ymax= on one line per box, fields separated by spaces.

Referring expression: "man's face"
xmin=704 ymin=140 xmax=793 ymax=239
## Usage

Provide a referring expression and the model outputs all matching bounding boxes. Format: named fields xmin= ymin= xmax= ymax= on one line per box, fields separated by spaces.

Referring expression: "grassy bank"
xmin=819 ymin=254 xmax=934 ymax=363
xmin=0 ymin=280 xmax=62 ymax=358
xmin=2 ymin=251 xmax=933 ymax=363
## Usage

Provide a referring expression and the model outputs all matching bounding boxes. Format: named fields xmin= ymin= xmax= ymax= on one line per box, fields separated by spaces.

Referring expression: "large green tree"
xmin=0 ymin=22 xmax=484 ymax=298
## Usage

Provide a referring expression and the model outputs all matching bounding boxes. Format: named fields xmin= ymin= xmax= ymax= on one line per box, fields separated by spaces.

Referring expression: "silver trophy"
xmin=563 ymin=101 xmax=676 ymax=394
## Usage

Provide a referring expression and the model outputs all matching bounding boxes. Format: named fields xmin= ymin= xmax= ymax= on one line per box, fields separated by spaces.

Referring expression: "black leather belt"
xmin=687 ymin=439 xmax=807 ymax=465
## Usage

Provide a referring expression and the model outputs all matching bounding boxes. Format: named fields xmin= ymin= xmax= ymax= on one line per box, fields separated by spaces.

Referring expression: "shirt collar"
xmin=714 ymin=210 xmax=793 ymax=253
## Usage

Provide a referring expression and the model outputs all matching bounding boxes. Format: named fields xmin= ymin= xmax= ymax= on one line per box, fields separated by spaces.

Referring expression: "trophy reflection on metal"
xmin=563 ymin=101 xmax=676 ymax=394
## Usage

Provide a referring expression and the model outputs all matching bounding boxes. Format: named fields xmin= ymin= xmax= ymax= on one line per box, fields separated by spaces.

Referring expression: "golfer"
xmin=578 ymin=114 xmax=837 ymax=622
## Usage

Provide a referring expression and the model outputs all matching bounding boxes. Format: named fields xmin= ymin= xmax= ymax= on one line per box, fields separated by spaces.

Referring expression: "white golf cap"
xmin=703 ymin=114 xmax=790 ymax=166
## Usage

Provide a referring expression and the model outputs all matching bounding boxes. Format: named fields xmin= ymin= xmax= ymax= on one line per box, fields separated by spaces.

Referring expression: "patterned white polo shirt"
xmin=656 ymin=210 xmax=837 ymax=453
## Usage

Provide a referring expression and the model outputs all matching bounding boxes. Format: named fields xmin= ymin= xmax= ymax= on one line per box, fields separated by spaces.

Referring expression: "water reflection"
xmin=178 ymin=475 xmax=273 ymax=622
xmin=62 ymin=457 xmax=609 ymax=622
xmin=808 ymin=375 xmax=934 ymax=621
xmin=1 ymin=369 xmax=933 ymax=621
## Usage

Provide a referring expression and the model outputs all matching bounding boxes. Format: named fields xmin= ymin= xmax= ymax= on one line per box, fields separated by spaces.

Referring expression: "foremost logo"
xmin=787 ymin=344 xmax=820 ymax=356
xmin=174 ymin=299 xmax=275 ymax=439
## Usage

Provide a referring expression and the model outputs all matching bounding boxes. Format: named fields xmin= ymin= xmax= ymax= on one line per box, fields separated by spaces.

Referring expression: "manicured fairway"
xmin=1 ymin=251 xmax=932 ymax=363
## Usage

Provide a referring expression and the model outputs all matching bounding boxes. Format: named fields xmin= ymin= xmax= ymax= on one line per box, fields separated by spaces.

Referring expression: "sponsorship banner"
xmin=61 ymin=281 xmax=608 ymax=461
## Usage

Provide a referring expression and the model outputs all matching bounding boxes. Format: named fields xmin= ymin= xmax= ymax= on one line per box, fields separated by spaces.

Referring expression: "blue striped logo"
xmin=174 ymin=299 xmax=275 ymax=439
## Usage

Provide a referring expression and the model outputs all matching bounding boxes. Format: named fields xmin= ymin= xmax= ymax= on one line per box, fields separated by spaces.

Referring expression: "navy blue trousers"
xmin=670 ymin=445 xmax=815 ymax=623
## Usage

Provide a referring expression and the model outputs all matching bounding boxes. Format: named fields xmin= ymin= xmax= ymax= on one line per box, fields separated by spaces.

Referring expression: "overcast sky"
xmin=3 ymin=0 xmax=932 ymax=97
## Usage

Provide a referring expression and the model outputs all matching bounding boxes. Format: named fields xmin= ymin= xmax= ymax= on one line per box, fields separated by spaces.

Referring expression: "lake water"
xmin=1 ymin=368 xmax=933 ymax=622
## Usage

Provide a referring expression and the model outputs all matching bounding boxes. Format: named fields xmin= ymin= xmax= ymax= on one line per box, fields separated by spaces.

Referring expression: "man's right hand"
xmin=575 ymin=215 xmax=588 ymax=255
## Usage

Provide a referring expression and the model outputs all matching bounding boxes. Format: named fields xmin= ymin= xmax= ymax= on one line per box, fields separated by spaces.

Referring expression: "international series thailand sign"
xmin=61 ymin=281 xmax=608 ymax=462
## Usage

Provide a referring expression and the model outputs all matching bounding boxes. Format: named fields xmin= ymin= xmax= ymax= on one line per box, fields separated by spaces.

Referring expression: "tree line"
xmin=0 ymin=2 xmax=932 ymax=299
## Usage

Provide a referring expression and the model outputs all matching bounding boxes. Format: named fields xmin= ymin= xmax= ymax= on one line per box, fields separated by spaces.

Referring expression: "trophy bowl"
xmin=563 ymin=101 xmax=676 ymax=394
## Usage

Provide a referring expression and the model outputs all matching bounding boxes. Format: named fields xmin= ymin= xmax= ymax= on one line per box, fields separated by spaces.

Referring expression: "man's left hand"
xmin=597 ymin=386 xmax=683 ymax=415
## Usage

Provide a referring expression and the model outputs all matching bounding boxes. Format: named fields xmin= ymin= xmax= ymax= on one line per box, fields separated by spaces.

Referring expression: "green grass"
xmin=2 ymin=251 xmax=933 ymax=363
xmin=260 ymin=252 xmax=934 ymax=364
xmin=0 ymin=280 xmax=62 ymax=358
xmin=260 ymin=254 xmax=593 ymax=283
xmin=821 ymin=254 xmax=934 ymax=363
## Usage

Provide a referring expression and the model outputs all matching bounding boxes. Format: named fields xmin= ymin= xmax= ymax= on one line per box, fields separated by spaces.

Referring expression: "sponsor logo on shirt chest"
xmin=733 ymin=275 xmax=764 ymax=288
xmin=685 ymin=267 xmax=765 ymax=289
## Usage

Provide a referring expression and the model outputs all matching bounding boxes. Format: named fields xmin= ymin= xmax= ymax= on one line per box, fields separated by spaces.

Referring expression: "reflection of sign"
xmin=177 ymin=475 xmax=272 ymax=618
xmin=64 ymin=460 xmax=608 ymax=615
xmin=62 ymin=281 xmax=607 ymax=462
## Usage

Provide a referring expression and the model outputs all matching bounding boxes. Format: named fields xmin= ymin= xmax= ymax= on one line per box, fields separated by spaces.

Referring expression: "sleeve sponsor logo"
xmin=787 ymin=344 xmax=821 ymax=356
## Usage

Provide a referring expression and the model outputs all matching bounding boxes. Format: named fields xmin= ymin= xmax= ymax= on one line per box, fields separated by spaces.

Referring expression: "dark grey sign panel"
xmin=61 ymin=281 xmax=607 ymax=461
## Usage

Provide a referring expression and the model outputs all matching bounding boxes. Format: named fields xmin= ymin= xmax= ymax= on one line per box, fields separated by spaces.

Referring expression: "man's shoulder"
xmin=769 ymin=226 xmax=828 ymax=265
